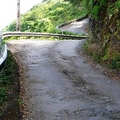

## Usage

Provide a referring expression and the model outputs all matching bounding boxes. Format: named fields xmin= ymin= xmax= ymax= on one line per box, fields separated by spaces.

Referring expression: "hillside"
xmin=84 ymin=0 xmax=120 ymax=70
xmin=5 ymin=1 xmax=86 ymax=33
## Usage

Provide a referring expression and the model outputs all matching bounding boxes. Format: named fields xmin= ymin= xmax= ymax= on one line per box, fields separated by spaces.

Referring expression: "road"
xmin=6 ymin=19 xmax=120 ymax=120
xmin=7 ymin=39 xmax=120 ymax=120
xmin=60 ymin=18 xmax=89 ymax=35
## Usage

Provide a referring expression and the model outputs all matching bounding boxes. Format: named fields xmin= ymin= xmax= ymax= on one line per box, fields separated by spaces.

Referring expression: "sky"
xmin=0 ymin=0 xmax=42 ymax=29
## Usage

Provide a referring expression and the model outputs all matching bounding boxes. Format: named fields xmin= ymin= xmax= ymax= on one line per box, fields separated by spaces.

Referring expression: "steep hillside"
xmin=85 ymin=0 xmax=120 ymax=70
xmin=5 ymin=1 xmax=86 ymax=33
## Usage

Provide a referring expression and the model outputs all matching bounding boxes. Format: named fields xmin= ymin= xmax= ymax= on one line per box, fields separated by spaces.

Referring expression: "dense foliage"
xmin=5 ymin=1 xmax=87 ymax=33
xmin=84 ymin=0 xmax=120 ymax=70
xmin=65 ymin=0 xmax=120 ymax=19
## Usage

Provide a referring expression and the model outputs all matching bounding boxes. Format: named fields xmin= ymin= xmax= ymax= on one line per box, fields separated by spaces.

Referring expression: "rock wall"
xmin=88 ymin=0 xmax=120 ymax=69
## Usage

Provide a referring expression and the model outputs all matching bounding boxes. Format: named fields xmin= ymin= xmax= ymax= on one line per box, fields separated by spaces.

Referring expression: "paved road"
xmin=7 ymin=39 xmax=120 ymax=120
xmin=6 ymin=18 xmax=120 ymax=120
xmin=60 ymin=18 xmax=89 ymax=35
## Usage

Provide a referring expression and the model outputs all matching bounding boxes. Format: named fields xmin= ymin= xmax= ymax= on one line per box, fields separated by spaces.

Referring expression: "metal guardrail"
xmin=0 ymin=31 xmax=7 ymax=73
xmin=0 ymin=44 xmax=7 ymax=66
xmin=2 ymin=32 xmax=89 ymax=39
xmin=0 ymin=31 xmax=89 ymax=73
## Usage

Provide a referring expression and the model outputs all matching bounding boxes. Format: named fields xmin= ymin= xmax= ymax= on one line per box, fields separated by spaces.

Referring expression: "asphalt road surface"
xmin=7 ymin=39 xmax=120 ymax=120
xmin=60 ymin=18 xmax=89 ymax=35
xmin=7 ymin=19 xmax=120 ymax=120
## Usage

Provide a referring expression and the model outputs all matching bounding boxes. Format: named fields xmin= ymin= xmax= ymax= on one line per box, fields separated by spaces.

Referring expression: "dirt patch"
xmin=0 ymin=51 xmax=22 ymax=120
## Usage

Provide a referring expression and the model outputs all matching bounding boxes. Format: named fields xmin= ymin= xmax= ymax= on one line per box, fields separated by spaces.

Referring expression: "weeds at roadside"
xmin=0 ymin=51 xmax=21 ymax=119
xmin=0 ymin=51 xmax=14 ymax=107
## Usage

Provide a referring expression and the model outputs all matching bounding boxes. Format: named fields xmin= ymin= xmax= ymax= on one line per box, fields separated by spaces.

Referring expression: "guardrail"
xmin=0 ymin=44 xmax=7 ymax=66
xmin=2 ymin=32 xmax=89 ymax=39
xmin=0 ymin=31 xmax=7 ymax=73
xmin=0 ymin=31 xmax=89 ymax=73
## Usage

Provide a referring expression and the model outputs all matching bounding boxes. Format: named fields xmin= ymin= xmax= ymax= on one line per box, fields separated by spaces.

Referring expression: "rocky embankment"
xmin=88 ymin=0 xmax=120 ymax=70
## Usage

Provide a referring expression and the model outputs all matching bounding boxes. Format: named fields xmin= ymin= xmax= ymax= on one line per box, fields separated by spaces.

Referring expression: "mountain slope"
xmin=6 ymin=1 xmax=86 ymax=33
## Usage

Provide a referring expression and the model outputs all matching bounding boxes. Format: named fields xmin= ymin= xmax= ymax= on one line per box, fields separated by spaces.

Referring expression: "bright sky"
xmin=0 ymin=0 xmax=42 ymax=29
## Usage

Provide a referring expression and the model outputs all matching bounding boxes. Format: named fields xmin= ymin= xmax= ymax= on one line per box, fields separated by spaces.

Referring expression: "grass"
xmin=0 ymin=51 xmax=14 ymax=107
xmin=84 ymin=38 xmax=120 ymax=70
xmin=0 ymin=51 xmax=21 ymax=119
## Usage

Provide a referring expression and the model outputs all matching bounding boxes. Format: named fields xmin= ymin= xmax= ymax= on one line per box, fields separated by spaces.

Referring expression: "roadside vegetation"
xmin=83 ymin=0 xmax=120 ymax=70
xmin=0 ymin=51 xmax=21 ymax=119
xmin=0 ymin=52 xmax=14 ymax=107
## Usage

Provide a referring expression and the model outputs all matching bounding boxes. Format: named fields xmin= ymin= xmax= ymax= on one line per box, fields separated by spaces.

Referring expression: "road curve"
xmin=60 ymin=18 xmax=89 ymax=35
xmin=7 ymin=39 xmax=120 ymax=120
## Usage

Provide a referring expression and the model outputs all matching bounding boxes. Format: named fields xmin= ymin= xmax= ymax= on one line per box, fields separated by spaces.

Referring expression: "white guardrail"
xmin=0 ymin=31 xmax=7 ymax=66
xmin=0 ymin=44 xmax=7 ymax=66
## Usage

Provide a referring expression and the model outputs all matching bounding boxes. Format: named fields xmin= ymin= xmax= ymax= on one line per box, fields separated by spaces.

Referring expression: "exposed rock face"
xmin=88 ymin=0 xmax=120 ymax=69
